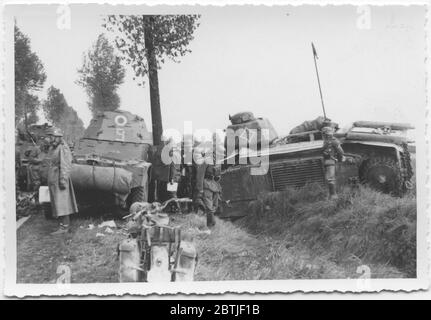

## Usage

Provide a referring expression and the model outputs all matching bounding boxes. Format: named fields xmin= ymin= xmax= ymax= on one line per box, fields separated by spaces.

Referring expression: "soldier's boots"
xmin=50 ymin=223 xmax=69 ymax=235
xmin=328 ymin=183 xmax=338 ymax=200
xmin=206 ymin=212 xmax=216 ymax=228
xmin=196 ymin=207 xmax=205 ymax=216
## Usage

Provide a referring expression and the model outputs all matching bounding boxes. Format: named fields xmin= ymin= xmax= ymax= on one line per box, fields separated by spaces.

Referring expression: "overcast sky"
xmin=13 ymin=4 xmax=426 ymax=138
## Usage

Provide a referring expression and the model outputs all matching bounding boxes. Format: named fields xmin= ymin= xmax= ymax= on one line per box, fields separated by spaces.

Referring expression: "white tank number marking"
xmin=115 ymin=115 xmax=127 ymax=142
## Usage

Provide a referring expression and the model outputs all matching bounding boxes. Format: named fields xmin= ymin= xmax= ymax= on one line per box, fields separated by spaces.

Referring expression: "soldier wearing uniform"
xmin=149 ymin=136 xmax=181 ymax=203
xmin=46 ymin=128 xmax=78 ymax=235
xmin=289 ymin=116 xmax=339 ymax=143
xmin=322 ymin=126 xmax=345 ymax=200
xmin=25 ymin=144 xmax=43 ymax=192
xmin=193 ymin=143 xmax=222 ymax=228
xmin=198 ymin=164 xmax=221 ymax=227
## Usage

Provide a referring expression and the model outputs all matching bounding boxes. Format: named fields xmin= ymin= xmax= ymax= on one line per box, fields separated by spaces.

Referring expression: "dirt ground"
xmin=17 ymin=193 xmax=409 ymax=283
xmin=17 ymin=213 xmax=123 ymax=283
xmin=17 ymin=211 xmax=346 ymax=283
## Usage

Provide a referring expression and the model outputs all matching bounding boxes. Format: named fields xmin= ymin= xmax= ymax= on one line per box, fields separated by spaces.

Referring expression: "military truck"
xmin=220 ymin=112 xmax=415 ymax=218
xmin=71 ymin=110 xmax=154 ymax=213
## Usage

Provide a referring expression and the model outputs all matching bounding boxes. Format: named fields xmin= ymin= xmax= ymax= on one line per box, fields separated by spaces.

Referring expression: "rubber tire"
xmin=126 ymin=186 xmax=147 ymax=209
xmin=360 ymin=156 xmax=403 ymax=196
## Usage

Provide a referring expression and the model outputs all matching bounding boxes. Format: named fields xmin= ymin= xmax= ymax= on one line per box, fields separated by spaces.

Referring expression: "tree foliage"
xmin=77 ymin=34 xmax=126 ymax=116
xmin=15 ymin=25 xmax=46 ymax=126
xmin=103 ymin=15 xmax=200 ymax=145
xmin=15 ymin=93 xmax=41 ymax=125
xmin=104 ymin=15 xmax=200 ymax=84
xmin=43 ymin=86 xmax=85 ymax=145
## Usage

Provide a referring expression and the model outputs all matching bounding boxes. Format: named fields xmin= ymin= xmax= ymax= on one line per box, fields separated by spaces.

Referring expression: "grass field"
xmin=17 ymin=184 xmax=416 ymax=283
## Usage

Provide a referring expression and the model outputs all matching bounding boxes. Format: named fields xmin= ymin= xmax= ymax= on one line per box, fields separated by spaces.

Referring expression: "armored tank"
xmin=220 ymin=112 xmax=415 ymax=218
xmin=72 ymin=110 xmax=153 ymax=212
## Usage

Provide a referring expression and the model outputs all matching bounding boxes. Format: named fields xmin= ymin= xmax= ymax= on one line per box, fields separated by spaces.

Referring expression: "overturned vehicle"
xmin=220 ymin=112 xmax=415 ymax=218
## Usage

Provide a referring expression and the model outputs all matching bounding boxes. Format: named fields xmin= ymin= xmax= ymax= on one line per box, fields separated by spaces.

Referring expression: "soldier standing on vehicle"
xmin=322 ymin=126 xmax=345 ymax=200
xmin=46 ymin=128 xmax=78 ymax=235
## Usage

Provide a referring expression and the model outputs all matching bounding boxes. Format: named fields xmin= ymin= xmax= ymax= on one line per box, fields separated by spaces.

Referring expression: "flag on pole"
xmin=311 ymin=42 xmax=318 ymax=59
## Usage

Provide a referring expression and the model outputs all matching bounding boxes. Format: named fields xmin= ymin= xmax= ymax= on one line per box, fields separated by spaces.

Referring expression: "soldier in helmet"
xmin=289 ymin=116 xmax=339 ymax=143
xmin=193 ymin=142 xmax=222 ymax=228
xmin=150 ymin=135 xmax=181 ymax=204
xmin=194 ymin=163 xmax=221 ymax=228
xmin=25 ymin=141 xmax=45 ymax=193
xmin=322 ymin=126 xmax=345 ymax=200
xmin=46 ymin=127 xmax=78 ymax=235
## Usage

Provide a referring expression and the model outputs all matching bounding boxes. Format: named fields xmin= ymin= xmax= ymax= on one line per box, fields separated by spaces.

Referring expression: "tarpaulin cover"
xmin=345 ymin=132 xmax=406 ymax=145
xmin=71 ymin=164 xmax=132 ymax=194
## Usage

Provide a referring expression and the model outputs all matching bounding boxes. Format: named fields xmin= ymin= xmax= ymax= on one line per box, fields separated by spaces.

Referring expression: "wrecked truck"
xmin=220 ymin=112 xmax=415 ymax=218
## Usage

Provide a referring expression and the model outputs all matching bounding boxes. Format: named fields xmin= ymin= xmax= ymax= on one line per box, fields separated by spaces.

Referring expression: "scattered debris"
xmin=200 ymin=229 xmax=211 ymax=235
xmin=238 ymin=251 xmax=248 ymax=257
xmin=98 ymin=220 xmax=117 ymax=229
xmin=96 ymin=233 xmax=105 ymax=237
xmin=16 ymin=216 xmax=31 ymax=230
xmin=16 ymin=192 xmax=37 ymax=219
xmin=104 ymin=227 xmax=114 ymax=234
xmin=87 ymin=224 xmax=95 ymax=230
xmin=189 ymin=227 xmax=211 ymax=236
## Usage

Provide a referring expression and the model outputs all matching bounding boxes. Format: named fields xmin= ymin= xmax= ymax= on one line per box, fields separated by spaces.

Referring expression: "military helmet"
xmin=322 ymin=118 xmax=332 ymax=127
xmin=322 ymin=126 xmax=334 ymax=135
xmin=46 ymin=127 xmax=63 ymax=137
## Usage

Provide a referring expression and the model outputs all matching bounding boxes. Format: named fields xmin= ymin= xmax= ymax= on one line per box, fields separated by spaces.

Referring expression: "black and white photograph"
xmin=2 ymin=1 xmax=429 ymax=296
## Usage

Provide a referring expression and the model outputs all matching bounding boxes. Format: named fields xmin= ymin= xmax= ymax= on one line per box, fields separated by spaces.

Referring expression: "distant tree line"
xmin=15 ymin=25 xmax=46 ymax=127
xmin=15 ymin=24 xmax=84 ymax=145
xmin=42 ymin=86 xmax=85 ymax=146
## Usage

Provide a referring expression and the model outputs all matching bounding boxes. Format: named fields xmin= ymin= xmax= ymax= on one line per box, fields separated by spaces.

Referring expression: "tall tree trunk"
xmin=144 ymin=17 xmax=163 ymax=146
xmin=24 ymin=99 xmax=28 ymax=131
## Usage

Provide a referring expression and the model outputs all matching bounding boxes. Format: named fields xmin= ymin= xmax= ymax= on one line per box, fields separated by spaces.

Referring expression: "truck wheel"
xmin=127 ymin=186 xmax=147 ymax=208
xmin=360 ymin=156 xmax=403 ymax=196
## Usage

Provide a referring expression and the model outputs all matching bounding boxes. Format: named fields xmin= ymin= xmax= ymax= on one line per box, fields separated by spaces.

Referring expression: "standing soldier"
xmin=204 ymin=164 xmax=222 ymax=227
xmin=25 ymin=143 xmax=43 ymax=193
xmin=195 ymin=163 xmax=221 ymax=228
xmin=193 ymin=140 xmax=222 ymax=228
xmin=149 ymin=135 xmax=181 ymax=204
xmin=46 ymin=128 xmax=78 ymax=235
xmin=322 ymin=126 xmax=345 ymax=200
